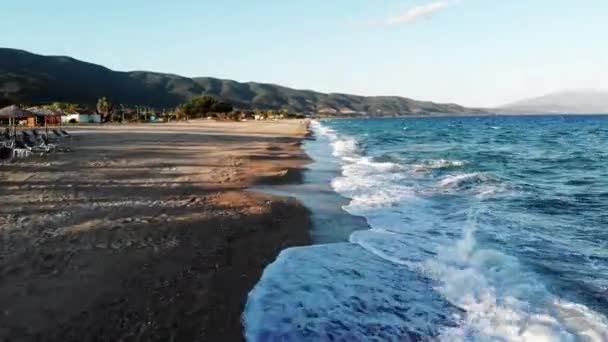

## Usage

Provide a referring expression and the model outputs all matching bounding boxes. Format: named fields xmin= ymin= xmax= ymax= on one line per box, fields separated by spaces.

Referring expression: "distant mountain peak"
xmin=501 ymin=89 xmax=608 ymax=114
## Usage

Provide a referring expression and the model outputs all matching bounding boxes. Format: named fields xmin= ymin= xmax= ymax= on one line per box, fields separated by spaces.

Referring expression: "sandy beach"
xmin=0 ymin=120 xmax=311 ymax=341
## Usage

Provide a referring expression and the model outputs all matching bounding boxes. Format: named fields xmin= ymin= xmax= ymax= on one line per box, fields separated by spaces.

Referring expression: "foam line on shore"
xmin=243 ymin=119 xmax=608 ymax=341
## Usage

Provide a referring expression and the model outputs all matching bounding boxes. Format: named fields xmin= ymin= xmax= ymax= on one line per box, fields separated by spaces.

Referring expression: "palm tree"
xmin=120 ymin=104 xmax=126 ymax=123
xmin=96 ymin=97 xmax=112 ymax=122
xmin=64 ymin=103 xmax=79 ymax=114
xmin=46 ymin=102 xmax=79 ymax=114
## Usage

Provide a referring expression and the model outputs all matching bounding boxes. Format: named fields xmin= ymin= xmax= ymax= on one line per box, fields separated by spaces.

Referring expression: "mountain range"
xmin=500 ymin=90 xmax=608 ymax=114
xmin=0 ymin=48 xmax=484 ymax=116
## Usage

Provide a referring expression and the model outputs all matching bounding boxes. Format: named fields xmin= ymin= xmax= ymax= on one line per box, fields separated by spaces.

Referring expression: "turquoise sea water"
xmin=245 ymin=115 xmax=608 ymax=341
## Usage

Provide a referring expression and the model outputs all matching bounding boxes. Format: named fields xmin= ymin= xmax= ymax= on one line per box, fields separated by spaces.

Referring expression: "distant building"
xmin=61 ymin=113 xmax=102 ymax=124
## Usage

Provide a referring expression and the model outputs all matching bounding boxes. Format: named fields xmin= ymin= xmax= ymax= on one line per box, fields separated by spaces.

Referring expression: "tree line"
xmin=2 ymin=95 xmax=305 ymax=122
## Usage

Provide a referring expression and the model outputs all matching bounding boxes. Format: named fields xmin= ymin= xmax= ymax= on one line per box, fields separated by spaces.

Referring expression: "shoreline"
xmin=252 ymin=121 xmax=371 ymax=244
xmin=0 ymin=120 xmax=312 ymax=341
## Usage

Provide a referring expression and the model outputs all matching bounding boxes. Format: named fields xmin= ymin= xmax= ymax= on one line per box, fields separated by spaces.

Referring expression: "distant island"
xmin=0 ymin=48 xmax=485 ymax=116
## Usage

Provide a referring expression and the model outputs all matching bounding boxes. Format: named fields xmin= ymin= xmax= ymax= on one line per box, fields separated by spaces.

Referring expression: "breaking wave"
xmin=244 ymin=117 xmax=608 ymax=341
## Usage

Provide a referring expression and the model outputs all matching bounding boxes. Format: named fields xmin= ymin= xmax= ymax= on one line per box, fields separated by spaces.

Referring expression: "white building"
xmin=61 ymin=113 xmax=102 ymax=124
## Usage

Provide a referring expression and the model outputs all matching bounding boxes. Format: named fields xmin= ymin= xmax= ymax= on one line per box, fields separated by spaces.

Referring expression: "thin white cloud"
xmin=384 ymin=1 xmax=453 ymax=26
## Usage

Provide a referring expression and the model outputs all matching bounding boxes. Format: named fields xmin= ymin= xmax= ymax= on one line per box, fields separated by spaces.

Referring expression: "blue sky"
xmin=2 ymin=0 xmax=607 ymax=107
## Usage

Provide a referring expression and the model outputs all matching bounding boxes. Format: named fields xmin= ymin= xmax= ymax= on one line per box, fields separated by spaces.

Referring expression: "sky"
xmin=2 ymin=0 xmax=607 ymax=107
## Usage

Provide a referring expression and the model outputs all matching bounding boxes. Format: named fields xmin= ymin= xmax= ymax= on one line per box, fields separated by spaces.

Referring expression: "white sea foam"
xmin=316 ymin=121 xmax=608 ymax=341
xmin=244 ymin=120 xmax=608 ymax=341
xmin=439 ymin=172 xmax=489 ymax=189
xmin=350 ymin=229 xmax=437 ymax=267
xmin=413 ymin=159 xmax=465 ymax=172
xmin=475 ymin=184 xmax=508 ymax=199
xmin=425 ymin=216 xmax=608 ymax=341
xmin=243 ymin=243 xmax=454 ymax=341
xmin=331 ymin=138 xmax=358 ymax=158
xmin=312 ymin=121 xmax=337 ymax=138
xmin=331 ymin=158 xmax=412 ymax=212
xmin=314 ymin=120 xmax=412 ymax=211
xmin=438 ymin=172 xmax=511 ymax=198
xmin=319 ymin=120 xmax=608 ymax=340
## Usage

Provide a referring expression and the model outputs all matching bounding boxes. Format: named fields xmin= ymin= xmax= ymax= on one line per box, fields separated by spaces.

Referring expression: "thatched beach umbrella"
xmin=28 ymin=107 xmax=60 ymax=135
xmin=0 ymin=105 xmax=35 ymax=119
xmin=0 ymin=105 xmax=36 ymax=138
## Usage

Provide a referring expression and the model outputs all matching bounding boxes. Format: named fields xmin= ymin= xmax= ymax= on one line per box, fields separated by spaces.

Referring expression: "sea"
xmin=244 ymin=115 xmax=608 ymax=341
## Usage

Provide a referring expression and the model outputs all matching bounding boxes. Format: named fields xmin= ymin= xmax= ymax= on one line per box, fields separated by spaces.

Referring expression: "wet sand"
xmin=0 ymin=120 xmax=311 ymax=341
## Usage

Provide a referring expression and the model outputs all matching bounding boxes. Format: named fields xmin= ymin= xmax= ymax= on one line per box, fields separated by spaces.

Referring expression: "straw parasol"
xmin=0 ymin=105 xmax=36 ymax=138
xmin=0 ymin=105 xmax=35 ymax=119
xmin=28 ymin=107 xmax=61 ymax=134
xmin=27 ymin=107 xmax=57 ymax=116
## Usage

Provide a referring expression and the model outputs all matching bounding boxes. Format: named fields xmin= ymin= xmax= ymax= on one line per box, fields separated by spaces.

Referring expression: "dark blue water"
xmin=245 ymin=115 xmax=608 ymax=341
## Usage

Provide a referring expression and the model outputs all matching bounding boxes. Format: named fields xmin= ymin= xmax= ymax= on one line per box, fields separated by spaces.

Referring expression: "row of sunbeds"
xmin=0 ymin=128 xmax=73 ymax=159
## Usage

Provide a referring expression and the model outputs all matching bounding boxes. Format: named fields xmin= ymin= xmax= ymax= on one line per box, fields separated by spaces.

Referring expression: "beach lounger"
xmin=40 ymin=135 xmax=57 ymax=150
xmin=40 ymin=131 xmax=58 ymax=143
xmin=0 ymin=139 xmax=14 ymax=149
xmin=22 ymin=132 xmax=54 ymax=153
xmin=13 ymin=139 xmax=32 ymax=158
xmin=31 ymin=129 xmax=57 ymax=143
xmin=49 ymin=130 xmax=73 ymax=152
xmin=44 ymin=133 xmax=72 ymax=152
xmin=19 ymin=134 xmax=36 ymax=149
xmin=22 ymin=130 xmax=41 ymax=144
xmin=52 ymin=129 xmax=64 ymax=139
xmin=60 ymin=130 xmax=72 ymax=139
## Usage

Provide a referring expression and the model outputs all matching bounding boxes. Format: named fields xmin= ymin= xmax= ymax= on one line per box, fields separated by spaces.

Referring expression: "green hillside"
xmin=0 ymin=48 xmax=484 ymax=115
